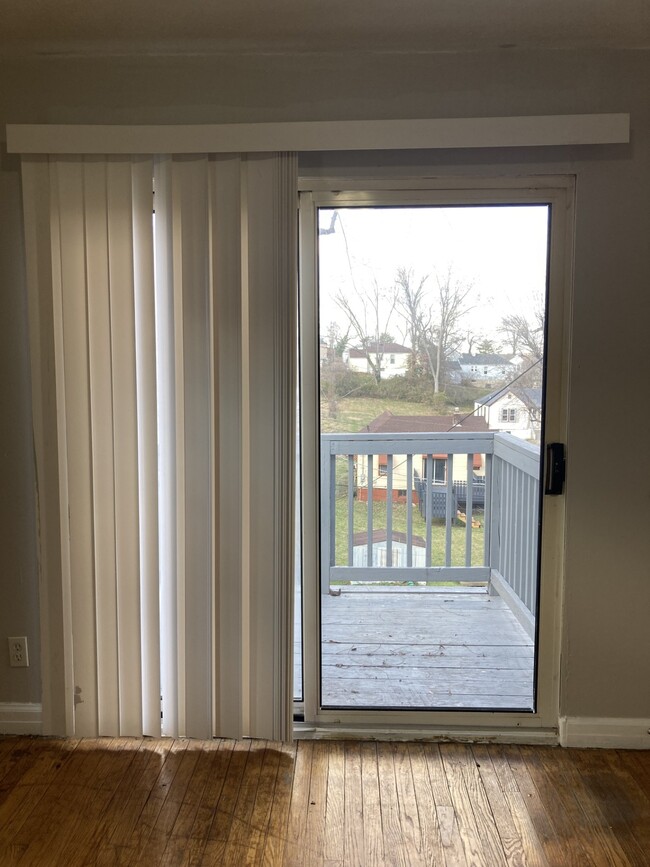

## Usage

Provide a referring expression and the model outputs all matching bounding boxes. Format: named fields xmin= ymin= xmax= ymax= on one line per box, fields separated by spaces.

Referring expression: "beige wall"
xmin=0 ymin=48 xmax=648 ymax=721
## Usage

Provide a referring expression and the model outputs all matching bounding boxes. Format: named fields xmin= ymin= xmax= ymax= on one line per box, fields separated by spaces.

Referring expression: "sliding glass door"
xmin=297 ymin=179 xmax=572 ymax=733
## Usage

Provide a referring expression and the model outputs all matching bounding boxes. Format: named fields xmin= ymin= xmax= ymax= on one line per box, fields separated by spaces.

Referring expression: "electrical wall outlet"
xmin=8 ymin=636 xmax=29 ymax=668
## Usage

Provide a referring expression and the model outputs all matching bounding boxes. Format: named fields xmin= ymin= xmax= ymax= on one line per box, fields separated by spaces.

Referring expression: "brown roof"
xmin=361 ymin=410 xmax=489 ymax=434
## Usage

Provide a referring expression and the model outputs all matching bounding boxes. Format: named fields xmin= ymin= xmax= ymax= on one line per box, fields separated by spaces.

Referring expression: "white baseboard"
xmin=0 ymin=702 xmax=43 ymax=735
xmin=559 ymin=716 xmax=650 ymax=749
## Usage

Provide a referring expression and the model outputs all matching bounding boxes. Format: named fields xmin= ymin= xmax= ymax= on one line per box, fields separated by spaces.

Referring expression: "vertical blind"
xmin=21 ymin=151 xmax=297 ymax=741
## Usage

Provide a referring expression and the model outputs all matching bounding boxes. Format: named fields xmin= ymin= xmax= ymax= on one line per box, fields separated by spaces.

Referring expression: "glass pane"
xmin=318 ymin=204 xmax=547 ymax=710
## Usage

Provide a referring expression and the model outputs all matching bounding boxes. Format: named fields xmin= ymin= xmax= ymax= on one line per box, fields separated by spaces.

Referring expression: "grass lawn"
xmin=320 ymin=395 xmax=461 ymax=434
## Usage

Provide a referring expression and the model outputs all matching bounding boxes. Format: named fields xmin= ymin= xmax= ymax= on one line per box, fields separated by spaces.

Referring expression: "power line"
xmin=446 ymin=357 xmax=542 ymax=432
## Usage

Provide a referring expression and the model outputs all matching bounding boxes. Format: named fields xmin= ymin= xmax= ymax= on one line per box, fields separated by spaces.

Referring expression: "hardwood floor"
xmin=0 ymin=736 xmax=648 ymax=865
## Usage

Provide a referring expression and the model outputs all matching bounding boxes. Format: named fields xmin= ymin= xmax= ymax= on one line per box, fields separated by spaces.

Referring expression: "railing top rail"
xmin=493 ymin=432 xmax=540 ymax=476
xmin=322 ymin=430 xmax=496 ymax=456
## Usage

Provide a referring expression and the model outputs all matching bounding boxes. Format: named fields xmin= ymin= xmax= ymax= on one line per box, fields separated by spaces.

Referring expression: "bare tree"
xmin=423 ymin=271 xmax=475 ymax=392
xmin=323 ymin=321 xmax=349 ymax=359
xmin=394 ymin=266 xmax=475 ymax=392
xmin=394 ymin=266 xmax=428 ymax=362
xmin=499 ymin=310 xmax=544 ymax=359
xmin=499 ymin=297 xmax=545 ymax=387
xmin=334 ymin=278 xmax=398 ymax=384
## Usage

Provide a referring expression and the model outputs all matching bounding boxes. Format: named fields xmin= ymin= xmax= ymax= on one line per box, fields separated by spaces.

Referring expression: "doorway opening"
xmin=296 ymin=181 xmax=571 ymax=731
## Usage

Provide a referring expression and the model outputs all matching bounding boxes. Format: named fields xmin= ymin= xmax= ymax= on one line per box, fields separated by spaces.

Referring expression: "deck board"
xmin=296 ymin=589 xmax=535 ymax=710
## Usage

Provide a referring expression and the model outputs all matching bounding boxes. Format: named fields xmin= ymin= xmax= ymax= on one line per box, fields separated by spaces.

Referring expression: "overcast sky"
xmin=318 ymin=205 xmax=549 ymax=351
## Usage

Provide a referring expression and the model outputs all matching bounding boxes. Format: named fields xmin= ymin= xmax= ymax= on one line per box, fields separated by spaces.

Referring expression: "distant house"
xmin=356 ymin=411 xmax=488 ymax=502
xmin=474 ymin=387 xmax=542 ymax=442
xmin=347 ymin=342 xmax=412 ymax=378
xmin=457 ymin=353 xmax=520 ymax=383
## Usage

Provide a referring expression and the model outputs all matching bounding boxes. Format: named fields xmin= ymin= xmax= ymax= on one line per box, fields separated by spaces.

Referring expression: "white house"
xmin=474 ymin=387 xmax=542 ymax=442
xmin=356 ymin=411 xmax=488 ymax=503
xmin=347 ymin=342 xmax=412 ymax=378
xmin=457 ymin=353 xmax=520 ymax=383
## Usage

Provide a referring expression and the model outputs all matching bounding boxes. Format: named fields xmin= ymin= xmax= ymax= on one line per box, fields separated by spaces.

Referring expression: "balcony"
xmin=302 ymin=431 xmax=540 ymax=710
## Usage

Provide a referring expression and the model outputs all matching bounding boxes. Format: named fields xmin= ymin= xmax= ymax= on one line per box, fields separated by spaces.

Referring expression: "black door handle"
xmin=545 ymin=443 xmax=565 ymax=495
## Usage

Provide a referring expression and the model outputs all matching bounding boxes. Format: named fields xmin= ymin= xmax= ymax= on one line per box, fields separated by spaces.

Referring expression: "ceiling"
xmin=1 ymin=0 xmax=649 ymax=56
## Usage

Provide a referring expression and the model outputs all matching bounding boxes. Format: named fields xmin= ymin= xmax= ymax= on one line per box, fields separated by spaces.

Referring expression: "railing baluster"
xmin=528 ymin=480 xmax=539 ymax=617
xmin=517 ymin=470 xmax=525 ymax=602
xmin=445 ymin=454 xmax=454 ymax=567
xmin=347 ymin=454 xmax=354 ymax=567
xmin=406 ymin=454 xmax=413 ymax=568
xmin=484 ymin=452 xmax=493 ymax=569
xmin=425 ymin=455 xmax=433 ymax=567
xmin=367 ymin=454 xmax=374 ymax=567
xmin=330 ymin=453 xmax=337 ymax=569
xmin=320 ymin=437 xmax=331 ymax=595
xmin=386 ymin=454 xmax=393 ymax=568
xmin=505 ymin=461 xmax=513 ymax=581
xmin=465 ymin=453 xmax=473 ymax=567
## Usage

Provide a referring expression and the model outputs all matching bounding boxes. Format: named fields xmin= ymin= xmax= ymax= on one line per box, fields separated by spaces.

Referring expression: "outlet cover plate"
xmin=8 ymin=636 xmax=29 ymax=667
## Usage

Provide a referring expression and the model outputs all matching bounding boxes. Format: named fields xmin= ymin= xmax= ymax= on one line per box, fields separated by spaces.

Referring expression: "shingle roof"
xmin=459 ymin=353 xmax=514 ymax=365
xmin=361 ymin=411 xmax=489 ymax=434
xmin=475 ymin=386 xmax=542 ymax=408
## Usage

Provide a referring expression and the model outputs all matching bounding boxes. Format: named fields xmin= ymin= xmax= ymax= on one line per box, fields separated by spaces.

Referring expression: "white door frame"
xmin=297 ymin=175 xmax=574 ymax=739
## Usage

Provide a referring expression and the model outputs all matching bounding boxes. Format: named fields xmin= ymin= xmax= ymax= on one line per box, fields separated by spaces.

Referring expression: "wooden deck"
xmin=295 ymin=588 xmax=535 ymax=710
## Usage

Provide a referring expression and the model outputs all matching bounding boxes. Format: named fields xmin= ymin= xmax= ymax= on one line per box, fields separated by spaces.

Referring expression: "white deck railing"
xmin=320 ymin=431 xmax=541 ymax=635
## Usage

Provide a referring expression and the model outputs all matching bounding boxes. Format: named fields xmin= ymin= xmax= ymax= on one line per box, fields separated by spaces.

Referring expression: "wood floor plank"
xmin=56 ymin=738 xmax=143 ymax=866
xmin=0 ymin=738 xmax=77 ymax=845
xmin=405 ymin=743 xmax=447 ymax=867
xmin=304 ymin=741 xmax=329 ymax=861
xmin=471 ymin=744 xmax=548 ymax=867
xmin=267 ymin=744 xmax=297 ymax=848
xmin=249 ymin=743 xmax=282 ymax=835
xmin=108 ymin=737 xmax=190 ymax=865
xmin=444 ymin=744 xmax=508 ymax=867
xmin=377 ymin=741 xmax=409 ymax=867
xmin=89 ymin=738 xmax=174 ymax=864
xmin=518 ymin=745 xmax=600 ymax=867
xmin=160 ymin=738 xmax=224 ymax=866
xmin=222 ymin=740 xmax=268 ymax=862
xmin=573 ymin=748 xmax=649 ymax=866
xmin=186 ymin=737 xmax=235 ymax=861
xmin=13 ymin=738 xmax=109 ymax=865
xmin=392 ymin=742 xmax=425 ymax=866
xmin=205 ymin=740 xmax=252 ymax=854
xmin=323 ymin=741 xmax=345 ymax=863
xmin=283 ymin=740 xmax=313 ymax=858
xmin=550 ymin=748 xmax=632 ymax=867
xmin=343 ymin=741 xmax=365 ymax=867
xmin=0 ymin=737 xmax=648 ymax=867
xmin=360 ymin=741 xmax=384 ymax=867
xmin=440 ymin=744 xmax=502 ymax=867
xmin=422 ymin=742 xmax=467 ymax=867
xmin=616 ymin=750 xmax=650 ymax=805
xmin=498 ymin=745 xmax=564 ymax=864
